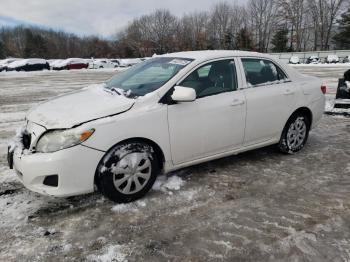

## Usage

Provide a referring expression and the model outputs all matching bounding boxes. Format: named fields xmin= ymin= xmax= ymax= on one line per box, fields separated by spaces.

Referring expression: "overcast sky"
xmin=0 ymin=0 xmax=245 ymax=38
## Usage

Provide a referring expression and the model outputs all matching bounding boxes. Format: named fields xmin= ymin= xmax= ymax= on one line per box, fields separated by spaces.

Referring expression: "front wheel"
xmin=96 ymin=142 xmax=159 ymax=203
xmin=278 ymin=114 xmax=310 ymax=154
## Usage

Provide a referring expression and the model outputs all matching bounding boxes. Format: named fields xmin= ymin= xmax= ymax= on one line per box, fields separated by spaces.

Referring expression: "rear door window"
xmin=241 ymin=58 xmax=288 ymax=87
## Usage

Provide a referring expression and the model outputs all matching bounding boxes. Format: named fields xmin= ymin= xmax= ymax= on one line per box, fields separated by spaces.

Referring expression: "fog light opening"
xmin=43 ymin=175 xmax=58 ymax=187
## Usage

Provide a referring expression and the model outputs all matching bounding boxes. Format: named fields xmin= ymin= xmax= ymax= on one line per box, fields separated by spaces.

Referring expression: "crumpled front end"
xmin=8 ymin=121 xmax=105 ymax=197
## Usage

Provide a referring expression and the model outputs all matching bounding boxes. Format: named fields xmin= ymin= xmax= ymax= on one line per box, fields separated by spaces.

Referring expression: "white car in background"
xmin=48 ymin=59 xmax=64 ymax=69
xmin=0 ymin=58 xmax=21 ymax=71
xmin=289 ymin=56 xmax=300 ymax=64
xmin=8 ymin=51 xmax=325 ymax=203
xmin=110 ymin=59 xmax=120 ymax=67
xmin=325 ymin=54 xmax=339 ymax=64
xmin=89 ymin=59 xmax=118 ymax=69
xmin=118 ymin=58 xmax=142 ymax=67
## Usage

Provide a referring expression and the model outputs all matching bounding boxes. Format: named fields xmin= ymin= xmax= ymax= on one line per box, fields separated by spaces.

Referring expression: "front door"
xmin=167 ymin=59 xmax=246 ymax=165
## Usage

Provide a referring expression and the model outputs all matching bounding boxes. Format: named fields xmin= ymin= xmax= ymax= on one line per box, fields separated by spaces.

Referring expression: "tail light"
xmin=321 ymin=85 xmax=327 ymax=94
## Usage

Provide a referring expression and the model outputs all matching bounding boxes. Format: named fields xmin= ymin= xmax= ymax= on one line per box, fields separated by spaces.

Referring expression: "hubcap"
xmin=111 ymin=152 xmax=152 ymax=195
xmin=286 ymin=117 xmax=307 ymax=150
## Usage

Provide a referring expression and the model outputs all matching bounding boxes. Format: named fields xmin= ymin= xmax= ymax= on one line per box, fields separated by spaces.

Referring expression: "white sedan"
xmin=8 ymin=51 xmax=325 ymax=203
xmin=89 ymin=59 xmax=118 ymax=69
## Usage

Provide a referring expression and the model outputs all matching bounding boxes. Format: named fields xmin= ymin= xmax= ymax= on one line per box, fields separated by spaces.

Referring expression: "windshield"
xmin=105 ymin=57 xmax=193 ymax=97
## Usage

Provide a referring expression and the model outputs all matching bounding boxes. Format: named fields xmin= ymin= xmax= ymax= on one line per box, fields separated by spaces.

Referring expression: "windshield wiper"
xmin=109 ymin=87 xmax=137 ymax=99
xmin=110 ymin=87 xmax=123 ymax=95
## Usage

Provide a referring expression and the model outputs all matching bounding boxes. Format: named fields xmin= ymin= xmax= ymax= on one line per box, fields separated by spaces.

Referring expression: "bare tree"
xmin=277 ymin=0 xmax=307 ymax=51
xmin=307 ymin=0 xmax=346 ymax=50
xmin=208 ymin=2 xmax=232 ymax=49
xmin=180 ymin=12 xmax=209 ymax=50
xmin=149 ymin=9 xmax=179 ymax=53
xmin=249 ymin=0 xmax=279 ymax=52
xmin=2 ymin=0 xmax=347 ymax=59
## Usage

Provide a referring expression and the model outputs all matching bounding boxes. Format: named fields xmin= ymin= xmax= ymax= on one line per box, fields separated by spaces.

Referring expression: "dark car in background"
xmin=306 ymin=55 xmax=320 ymax=64
xmin=6 ymin=59 xmax=49 ymax=72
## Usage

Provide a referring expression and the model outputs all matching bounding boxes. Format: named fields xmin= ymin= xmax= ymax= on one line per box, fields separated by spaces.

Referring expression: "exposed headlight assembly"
xmin=36 ymin=128 xmax=94 ymax=153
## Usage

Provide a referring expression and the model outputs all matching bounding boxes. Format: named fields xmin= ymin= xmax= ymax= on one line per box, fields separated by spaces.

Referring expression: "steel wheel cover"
xmin=111 ymin=152 xmax=152 ymax=195
xmin=286 ymin=117 xmax=307 ymax=150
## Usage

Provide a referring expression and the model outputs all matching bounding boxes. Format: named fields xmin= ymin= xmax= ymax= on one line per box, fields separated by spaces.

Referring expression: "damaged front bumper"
xmin=11 ymin=144 xmax=104 ymax=197
xmin=7 ymin=121 xmax=105 ymax=197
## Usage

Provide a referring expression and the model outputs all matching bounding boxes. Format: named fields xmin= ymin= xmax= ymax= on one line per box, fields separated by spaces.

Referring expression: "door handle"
xmin=284 ymin=89 xmax=295 ymax=95
xmin=231 ymin=99 xmax=245 ymax=106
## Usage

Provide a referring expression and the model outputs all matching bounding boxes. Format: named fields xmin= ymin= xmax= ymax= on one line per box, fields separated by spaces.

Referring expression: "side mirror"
xmin=171 ymin=86 xmax=196 ymax=102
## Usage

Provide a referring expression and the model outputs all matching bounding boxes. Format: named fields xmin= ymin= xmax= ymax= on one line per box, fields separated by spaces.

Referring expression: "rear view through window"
xmin=242 ymin=58 xmax=288 ymax=86
xmin=180 ymin=59 xmax=238 ymax=98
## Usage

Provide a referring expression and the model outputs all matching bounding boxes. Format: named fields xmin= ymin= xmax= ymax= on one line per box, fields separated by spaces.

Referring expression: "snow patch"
xmin=278 ymin=226 xmax=317 ymax=256
xmin=111 ymin=200 xmax=147 ymax=213
xmin=87 ymin=244 xmax=129 ymax=262
xmin=111 ymin=204 xmax=138 ymax=213
xmin=325 ymin=99 xmax=335 ymax=112
xmin=152 ymin=175 xmax=185 ymax=195
xmin=63 ymin=243 xmax=73 ymax=252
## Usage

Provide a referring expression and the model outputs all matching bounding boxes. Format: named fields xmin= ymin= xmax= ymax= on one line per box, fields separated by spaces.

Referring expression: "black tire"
xmin=278 ymin=113 xmax=310 ymax=154
xmin=96 ymin=142 xmax=159 ymax=203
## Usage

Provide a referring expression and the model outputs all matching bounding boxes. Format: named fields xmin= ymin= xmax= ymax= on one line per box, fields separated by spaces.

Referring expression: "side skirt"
xmin=164 ymin=138 xmax=279 ymax=173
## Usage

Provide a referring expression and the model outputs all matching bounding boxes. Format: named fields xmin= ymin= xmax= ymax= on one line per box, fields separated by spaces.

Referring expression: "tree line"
xmin=119 ymin=0 xmax=349 ymax=57
xmin=0 ymin=26 xmax=117 ymax=59
xmin=0 ymin=0 xmax=349 ymax=59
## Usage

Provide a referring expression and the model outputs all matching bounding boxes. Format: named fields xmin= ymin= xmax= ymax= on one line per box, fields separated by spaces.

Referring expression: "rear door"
xmin=238 ymin=57 xmax=297 ymax=146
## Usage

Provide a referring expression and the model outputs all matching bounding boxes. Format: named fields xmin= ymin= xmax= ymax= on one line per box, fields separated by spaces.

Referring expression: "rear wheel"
xmin=96 ymin=142 xmax=159 ymax=203
xmin=278 ymin=113 xmax=310 ymax=154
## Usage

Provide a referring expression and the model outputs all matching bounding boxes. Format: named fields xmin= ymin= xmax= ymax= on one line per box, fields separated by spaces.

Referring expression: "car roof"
xmin=158 ymin=50 xmax=303 ymax=79
xmin=160 ymin=50 xmax=273 ymax=62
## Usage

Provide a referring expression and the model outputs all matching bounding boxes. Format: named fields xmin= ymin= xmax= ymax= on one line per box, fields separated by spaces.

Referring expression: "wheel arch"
xmin=94 ymin=137 xmax=165 ymax=187
xmin=278 ymin=107 xmax=312 ymax=154
xmin=282 ymin=107 xmax=313 ymax=135
xmin=291 ymin=107 xmax=313 ymax=127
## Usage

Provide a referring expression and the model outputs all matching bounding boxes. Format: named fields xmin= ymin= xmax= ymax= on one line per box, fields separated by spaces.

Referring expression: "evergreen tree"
xmin=235 ymin=28 xmax=253 ymax=51
xmin=333 ymin=8 xmax=350 ymax=49
xmin=271 ymin=28 xmax=289 ymax=52
xmin=224 ymin=31 xmax=234 ymax=49
xmin=0 ymin=40 xmax=5 ymax=59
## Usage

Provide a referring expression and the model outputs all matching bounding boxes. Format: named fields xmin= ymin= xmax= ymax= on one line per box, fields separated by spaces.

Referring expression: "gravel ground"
xmin=0 ymin=66 xmax=349 ymax=262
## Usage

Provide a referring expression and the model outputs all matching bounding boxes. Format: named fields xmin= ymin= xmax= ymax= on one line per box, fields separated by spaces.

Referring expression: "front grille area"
xmin=22 ymin=132 xmax=32 ymax=149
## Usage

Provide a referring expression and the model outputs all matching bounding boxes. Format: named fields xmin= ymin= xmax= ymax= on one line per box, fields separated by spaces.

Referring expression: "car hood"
xmin=27 ymin=85 xmax=135 ymax=129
